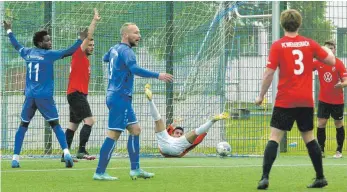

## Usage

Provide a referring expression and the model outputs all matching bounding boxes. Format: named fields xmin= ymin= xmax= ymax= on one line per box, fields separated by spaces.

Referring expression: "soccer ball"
xmin=216 ymin=141 xmax=231 ymax=157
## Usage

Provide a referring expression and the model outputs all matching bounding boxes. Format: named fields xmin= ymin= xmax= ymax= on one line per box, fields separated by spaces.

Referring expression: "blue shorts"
xmin=21 ymin=97 xmax=59 ymax=122
xmin=106 ymin=94 xmax=137 ymax=132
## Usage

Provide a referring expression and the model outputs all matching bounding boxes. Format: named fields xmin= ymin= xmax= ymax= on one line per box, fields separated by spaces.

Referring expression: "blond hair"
xmin=120 ymin=22 xmax=136 ymax=36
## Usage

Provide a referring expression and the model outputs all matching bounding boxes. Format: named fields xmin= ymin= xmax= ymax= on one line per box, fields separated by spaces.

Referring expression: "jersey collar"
xmin=119 ymin=42 xmax=132 ymax=48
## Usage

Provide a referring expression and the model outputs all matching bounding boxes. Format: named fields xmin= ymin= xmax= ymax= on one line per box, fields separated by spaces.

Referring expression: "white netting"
xmin=1 ymin=1 xmax=272 ymax=156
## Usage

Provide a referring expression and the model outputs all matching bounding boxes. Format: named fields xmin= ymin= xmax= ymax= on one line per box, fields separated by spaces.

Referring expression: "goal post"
xmin=1 ymin=1 xmax=276 ymax=157
xmin=0 ymin=0 xmax=6 ymax=150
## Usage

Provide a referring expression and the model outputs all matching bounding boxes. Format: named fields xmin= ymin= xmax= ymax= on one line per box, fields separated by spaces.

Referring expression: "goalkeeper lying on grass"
xmin=144 ymin=84 xmax=229 ymax=157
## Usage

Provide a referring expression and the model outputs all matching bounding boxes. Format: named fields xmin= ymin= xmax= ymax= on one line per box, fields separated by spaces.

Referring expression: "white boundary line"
xmin=2 ymin=164 xmax=347 ymax=173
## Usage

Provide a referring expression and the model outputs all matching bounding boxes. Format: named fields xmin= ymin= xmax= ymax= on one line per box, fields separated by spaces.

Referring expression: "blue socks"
xmin=94 ymin=135 xmax=139 ymax=173
xmin=96 ymin=137 xmax=116 ymax=174
xmin=52 ymin=125 xmax=68 ymax=150
xmin=128 ymin=135 xmax=140 ymax=170
xmin=14 ymin=126 xmax=28 ymax=155
xmin=14 ymin=124 xmax=68 ymax=157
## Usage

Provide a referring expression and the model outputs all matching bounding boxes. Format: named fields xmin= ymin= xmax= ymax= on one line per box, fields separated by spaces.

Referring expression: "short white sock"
xmin=12 ymin=154 xmax=19 ymax=161
xmin=149 ymin=100 xmax=161 ymax=121
xmin=195 ymin=120 xmax=214 ymax=135
xmin=63 ymin=148 xmax=70 ymax=156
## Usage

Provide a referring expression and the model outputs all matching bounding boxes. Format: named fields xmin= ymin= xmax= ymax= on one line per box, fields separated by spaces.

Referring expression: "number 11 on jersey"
xmin=28 ymin=62 xmax=39 ymax=81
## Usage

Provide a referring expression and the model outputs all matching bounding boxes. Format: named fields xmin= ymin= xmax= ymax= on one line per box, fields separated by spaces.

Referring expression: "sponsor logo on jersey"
xmin=281 ymin=41 xmax=310 ymax=48
xmin=27 ymin=55 xmax=44 ymax=60
xmin=323 ymin=72 xmax=333 ymax=82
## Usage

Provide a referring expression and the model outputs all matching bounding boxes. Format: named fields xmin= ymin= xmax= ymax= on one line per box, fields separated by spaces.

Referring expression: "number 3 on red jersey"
xmin=292 ymin=49 xmax=304 ymax=75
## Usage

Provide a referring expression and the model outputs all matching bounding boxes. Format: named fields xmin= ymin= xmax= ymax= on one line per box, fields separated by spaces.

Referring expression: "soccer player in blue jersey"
xmin=93 ymin=22 xmax=173 ymax=180
xmin=3 ymin=20 xmax=88 ymax=168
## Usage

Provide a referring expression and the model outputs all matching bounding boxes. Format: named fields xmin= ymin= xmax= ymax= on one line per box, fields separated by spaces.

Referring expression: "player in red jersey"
xmin=144 ymin=84 xmax=229 ymax=157
xmin=61 ymin=8 xmax=101 ymax=162
xmin=255 ymin=9 xmax=336 ymax=190
xmin=313 ymin=40 xmax=347 ymax=159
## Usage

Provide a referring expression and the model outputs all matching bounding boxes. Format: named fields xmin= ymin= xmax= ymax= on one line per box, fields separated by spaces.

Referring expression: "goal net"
xmin=1 ymin=1 xmax=272 ymax=158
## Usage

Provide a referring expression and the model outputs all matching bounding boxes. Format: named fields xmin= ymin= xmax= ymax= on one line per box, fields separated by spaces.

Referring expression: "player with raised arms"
xmin=4 ymin=20 xmax=88 ymax=168
xmin=61 ymin=8 xmax=101 ymax=162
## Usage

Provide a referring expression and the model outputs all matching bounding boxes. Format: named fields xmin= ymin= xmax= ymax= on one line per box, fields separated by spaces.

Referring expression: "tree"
xmin=288 ymin=1 xmax=335 ymax=44
xmin=229 ymin=2 xmax=334 ymax=56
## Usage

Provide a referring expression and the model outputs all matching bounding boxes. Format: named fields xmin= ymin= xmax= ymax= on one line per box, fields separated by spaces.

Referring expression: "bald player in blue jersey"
xmin=93 ymin=22 xmax=173 ymax=181
xmin=3 ymin=20 xmax=88 ymax=168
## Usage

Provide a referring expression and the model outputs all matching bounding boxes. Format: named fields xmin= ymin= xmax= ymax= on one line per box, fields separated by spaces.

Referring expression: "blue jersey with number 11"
xmin=7 ymin=32 xmax=82 ymax=98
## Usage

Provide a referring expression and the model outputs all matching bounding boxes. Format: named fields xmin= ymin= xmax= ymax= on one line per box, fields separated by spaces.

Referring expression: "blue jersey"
xmin=8 ymin=32 xmax=82 ymax=98
xmin=103 ymin=43 xmax=159 ymax=97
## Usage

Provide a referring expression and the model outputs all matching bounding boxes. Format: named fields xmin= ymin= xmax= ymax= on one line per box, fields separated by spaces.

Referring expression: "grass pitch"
xmin=1 ymin=156 xmax=347 ymax=192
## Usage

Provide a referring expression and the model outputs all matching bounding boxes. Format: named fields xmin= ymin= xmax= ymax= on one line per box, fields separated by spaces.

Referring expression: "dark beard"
xmin=42 ymin=46 xmax=51 ymax=50
xmin=129 ymin=41 xmax=136 ymax=47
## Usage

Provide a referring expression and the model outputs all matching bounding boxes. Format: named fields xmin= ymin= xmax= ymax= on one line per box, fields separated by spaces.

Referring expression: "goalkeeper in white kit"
xmin=145 ymin=84 xmax=229 ymax=157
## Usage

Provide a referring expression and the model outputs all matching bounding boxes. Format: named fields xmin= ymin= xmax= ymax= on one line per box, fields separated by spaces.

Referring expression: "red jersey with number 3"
xmin=313 ymin=58 xmax=347 ymax=104
xmin=266 ymin=35 xmax=328 ymax=108
xmin=67 ymin=47 xmax=90 ymax=95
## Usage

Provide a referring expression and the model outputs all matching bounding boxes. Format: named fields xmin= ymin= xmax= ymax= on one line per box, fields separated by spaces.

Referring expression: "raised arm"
xmin=81 ymin=8 xmax=101 ymax=52
xmin=166 ymin=117 xmax=183 ymax=134
xmin=60 ymin=39 xmax=83 ymax=58
xmin=50 ymin=28 xmax=88 ymax=60
xmin=4 ymin=21 xmax=24 ymax=52
xmin=166 ymin=124 xmax=175 ymax=135
xmin=320 ymin=46 xmax=335 ymax=66
xmin=312 ymin=40 xmax=335 ymax=66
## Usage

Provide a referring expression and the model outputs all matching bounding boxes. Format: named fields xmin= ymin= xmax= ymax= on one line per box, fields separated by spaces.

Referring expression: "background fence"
xmin=1 ymin=1 xmax=347 ymax=158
